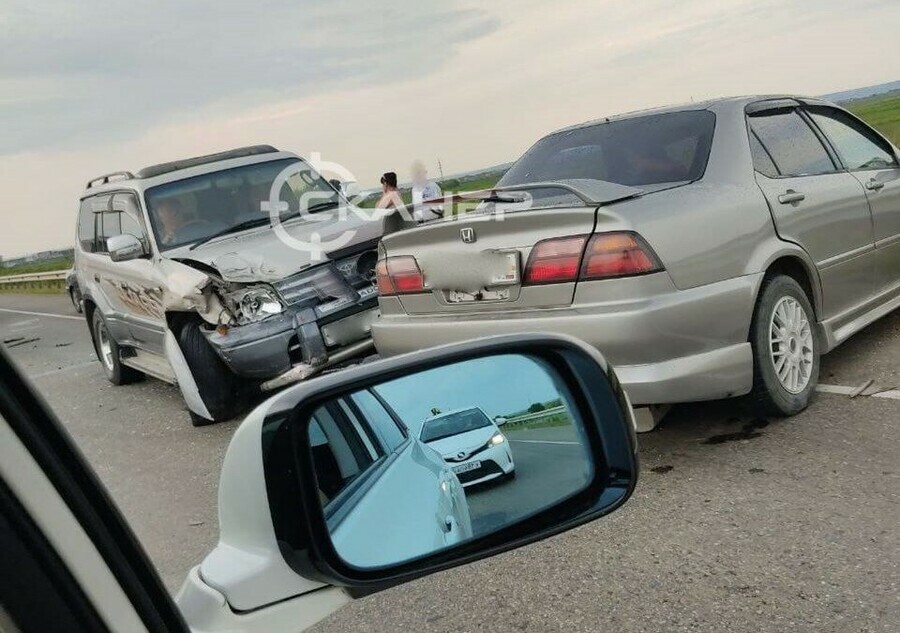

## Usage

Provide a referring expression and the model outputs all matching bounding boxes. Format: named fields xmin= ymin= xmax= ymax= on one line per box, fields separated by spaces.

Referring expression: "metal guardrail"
xmin=0 ymin=271 xmax=68 ymax=284
xmin=504 ymin=405 xmax=567 ymax=426
xmin=0 ymin=270 xmax=68 ymax=291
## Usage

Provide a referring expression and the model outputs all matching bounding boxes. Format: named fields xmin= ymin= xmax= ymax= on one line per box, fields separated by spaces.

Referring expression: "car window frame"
xmin=77 ymin=194 xmax=112 ymax=254
xmin=0 ymin=348 xmax=188 ymax=632
xmin=745 ymin=105 xmax=841 ymax=179
xmin=802 ymin=104 xmax=900 ymax=172
xmin=109 ymin=192 xmax=152 ymax=253
xmin=346 ymin=389 xmax=409 ymax=454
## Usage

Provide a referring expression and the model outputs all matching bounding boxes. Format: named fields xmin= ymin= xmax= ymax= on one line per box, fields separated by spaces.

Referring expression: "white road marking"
xmin=510 ymin=439 xmax=581 ymax=446
xmin=816 ymin=383 xmax=900 ymax=401
xmin=0 ymin=307 xmax=82 ymax=321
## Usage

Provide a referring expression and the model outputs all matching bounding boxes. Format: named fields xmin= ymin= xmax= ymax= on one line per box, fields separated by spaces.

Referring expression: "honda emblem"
xmin=460 ymin=227 xmax=476 ymax=243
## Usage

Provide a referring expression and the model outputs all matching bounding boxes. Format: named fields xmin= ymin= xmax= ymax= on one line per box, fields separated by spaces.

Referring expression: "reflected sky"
xmin=374 ymin=354 xmax=562 ymax=435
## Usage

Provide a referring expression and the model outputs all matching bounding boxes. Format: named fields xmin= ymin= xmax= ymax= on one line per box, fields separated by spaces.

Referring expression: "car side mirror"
xmin=107 ymin=233 xmax=146 ymax=262
xmin=494 ymin=415 xmax=509 ymax=426
xmin=188 ymin=334 xmax=638 ymax=618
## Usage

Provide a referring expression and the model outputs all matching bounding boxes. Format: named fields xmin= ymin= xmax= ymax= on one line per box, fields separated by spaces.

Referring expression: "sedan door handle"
xmin=777 ymin=190 xmax=806 ymax=205
xmin=865 ymin=179 xmax=885 ymax=191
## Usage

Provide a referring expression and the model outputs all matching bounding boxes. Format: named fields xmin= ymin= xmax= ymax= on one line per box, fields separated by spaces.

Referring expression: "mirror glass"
xmin=305 ymin=353 xmax=594 ymax=569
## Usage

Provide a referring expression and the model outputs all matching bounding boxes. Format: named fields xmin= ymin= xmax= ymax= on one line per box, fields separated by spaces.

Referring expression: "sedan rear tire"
xmin=748 ymin=275 xmax=819 ymax=416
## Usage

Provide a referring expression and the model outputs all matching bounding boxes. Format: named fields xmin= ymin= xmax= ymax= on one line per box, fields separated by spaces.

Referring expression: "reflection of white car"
xmin=309 ymin=389 xmax=473 ymax=567
xmin=420 ymin=407 xmax=516 ymax=487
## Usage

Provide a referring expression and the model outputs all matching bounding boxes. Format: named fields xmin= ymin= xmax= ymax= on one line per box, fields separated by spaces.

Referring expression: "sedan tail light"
xmin=376 ymin=256 xmax=426 ymax=295
xmin=581 ymin=232 xmax=662 ymax=280
xmin=522 ymin=232 xmax=662 ymax=286
xmin=522 ymin=235 xmax=589 ymax=285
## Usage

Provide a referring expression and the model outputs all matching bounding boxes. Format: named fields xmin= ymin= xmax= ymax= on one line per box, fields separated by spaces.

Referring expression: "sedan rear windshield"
xmin=499 ymin=110 xmax=716 ymax=190
xmin=420 ymin=408 xmax=492 ymax=443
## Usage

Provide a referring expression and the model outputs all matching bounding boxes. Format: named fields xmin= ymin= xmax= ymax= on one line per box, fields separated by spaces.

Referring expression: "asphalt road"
xmin=466 ymin=425 xmax=591 ymax=536
xmin=2 ymin=292 xmax=899 ymax=632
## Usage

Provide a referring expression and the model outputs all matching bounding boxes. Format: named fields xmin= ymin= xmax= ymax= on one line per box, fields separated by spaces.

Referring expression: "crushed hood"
xmin=164 ymin=208 xmax=382 ymax=283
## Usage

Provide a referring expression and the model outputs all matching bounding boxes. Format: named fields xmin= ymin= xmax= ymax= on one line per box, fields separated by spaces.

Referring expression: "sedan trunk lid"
xmin=380 ymin=180 xmax=642 ymax=315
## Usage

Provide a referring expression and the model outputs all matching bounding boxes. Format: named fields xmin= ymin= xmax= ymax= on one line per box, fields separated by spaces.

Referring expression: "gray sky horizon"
xmin=1 ymin=0 xmax=898 ymax=257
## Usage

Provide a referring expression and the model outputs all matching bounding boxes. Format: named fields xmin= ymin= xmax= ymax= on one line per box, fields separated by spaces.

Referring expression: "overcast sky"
xmin=375 ymin=354 xmax=564 ymax=433
xmin=1 ymin=0 xmax=898 ymax=256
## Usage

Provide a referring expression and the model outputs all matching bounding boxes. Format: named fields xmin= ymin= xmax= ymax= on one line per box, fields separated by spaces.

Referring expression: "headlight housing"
xmin=225 ymin=286 xmax=284 ymax=324
xmin=488 ymin=432 xmax=505 ymax=447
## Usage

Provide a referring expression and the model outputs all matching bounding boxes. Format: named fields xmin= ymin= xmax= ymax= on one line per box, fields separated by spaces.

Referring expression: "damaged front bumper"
xmin=201 ymin=300 xmax=380 ymax=389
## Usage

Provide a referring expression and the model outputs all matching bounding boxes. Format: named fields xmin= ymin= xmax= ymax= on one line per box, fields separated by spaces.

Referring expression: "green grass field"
xmin=846 ymin=91 xmax=900 ymax=146
xmin=0 ymin=257 xmax=72 ymax=277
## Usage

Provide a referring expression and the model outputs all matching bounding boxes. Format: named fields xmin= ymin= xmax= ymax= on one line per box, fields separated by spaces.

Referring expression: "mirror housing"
xmin=494 ymin=415 xmax=509 ymax=426
xmin=107 ymin=233 xmax=146 ymax=262
xmin=194 ymin=334 xmax=638 ymax=615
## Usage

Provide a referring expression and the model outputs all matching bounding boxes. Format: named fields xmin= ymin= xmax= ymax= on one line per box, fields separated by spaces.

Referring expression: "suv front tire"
xmin=177 ymin=319 xmax=241 ymax=426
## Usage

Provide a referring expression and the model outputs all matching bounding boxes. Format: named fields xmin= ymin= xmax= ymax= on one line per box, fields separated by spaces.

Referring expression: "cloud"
xmin=0 ymin=0 xmax=498 ymax=154
xmin=1 ymin=0 xmax=899 ymax=256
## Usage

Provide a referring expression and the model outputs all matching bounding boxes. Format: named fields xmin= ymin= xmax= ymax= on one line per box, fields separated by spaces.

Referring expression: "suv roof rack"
xmin=135 ymin=145 xmax=280 ymax=179
xmin=86 ymin=171 xmax=135 ymax=189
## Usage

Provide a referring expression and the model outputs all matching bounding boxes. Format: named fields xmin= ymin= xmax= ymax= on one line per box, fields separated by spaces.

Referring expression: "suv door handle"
xmin=777 ymin=190 xmax=805 ymax=204
xmin=866 ymin=179 xmax=885 ymax=191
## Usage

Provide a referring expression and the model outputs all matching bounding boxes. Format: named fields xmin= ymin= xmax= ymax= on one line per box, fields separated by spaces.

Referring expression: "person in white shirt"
xmin=410 ymin=160 xmax=443 ymax=223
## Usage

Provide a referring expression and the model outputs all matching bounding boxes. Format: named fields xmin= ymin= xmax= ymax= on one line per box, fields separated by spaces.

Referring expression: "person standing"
xmin=376 ymin=172 xmax=404 ymax=209
xmin=410 ymin=160 xmax=443 ymax=223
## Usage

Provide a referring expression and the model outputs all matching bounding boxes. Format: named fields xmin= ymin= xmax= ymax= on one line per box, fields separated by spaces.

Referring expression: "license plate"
xmin=452 ymin=460 xmax=481 ymax=474
xmin=447 ymin=288 xmax=510 ymax=303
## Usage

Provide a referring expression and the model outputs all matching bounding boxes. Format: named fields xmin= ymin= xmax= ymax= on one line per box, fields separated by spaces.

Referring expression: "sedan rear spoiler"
xmin=382 ymin=178 xmax=643 ymax=235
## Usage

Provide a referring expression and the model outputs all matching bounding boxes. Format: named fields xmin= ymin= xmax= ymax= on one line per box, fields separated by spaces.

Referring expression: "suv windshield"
xmin=145 ymin=158 xmax=341 ymax=251
xmin=420 ymin=408 xmax=492 ymax=443
xmin=499 ymin=110 xmax=716 ymax=190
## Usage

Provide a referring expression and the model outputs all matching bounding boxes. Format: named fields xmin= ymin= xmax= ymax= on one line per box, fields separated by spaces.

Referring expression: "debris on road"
xmin=3 ymin=336 xmax=25 ymax=344
xmin=6 ymin=337 xmax=40 ymax=348
xmin=850 ymin=379 xmax=874 ymax=398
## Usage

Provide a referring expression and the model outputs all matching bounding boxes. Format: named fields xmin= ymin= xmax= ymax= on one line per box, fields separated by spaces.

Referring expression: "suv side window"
xmin=77 ymin=195 xmax=110 ymax=253
xmin=748 ymin=109 xmax=836 ymax=177
xmin=96 ymin=193 xmax=148 ymax=254
xmin=349 ymin=390 xmax=407 ymax=452
xmin=806 ymin=107 xmax=898 ymax=171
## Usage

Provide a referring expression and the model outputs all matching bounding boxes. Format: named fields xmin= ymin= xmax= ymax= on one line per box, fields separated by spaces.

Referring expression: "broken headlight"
xmin=225 ymin=286 xmax=284 ymax=324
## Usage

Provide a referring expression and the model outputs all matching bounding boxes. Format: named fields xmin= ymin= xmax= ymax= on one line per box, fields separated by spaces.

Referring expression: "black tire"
xmin=91 ymin=311 xmax=143 ymax=385
xmin=177 ymin=319 xmax=241 ymax=426
xmin=748 ymin=275 xmax=819 ymax=416
xmin=69 ymin=287 xmax=83 ymax=314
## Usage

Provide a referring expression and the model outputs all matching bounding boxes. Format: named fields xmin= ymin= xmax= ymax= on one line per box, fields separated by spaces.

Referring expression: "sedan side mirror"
xmin=494 ymin=415 xmax=509 ymax=426
xmin=183 ymin=334 xmax=638 ymax=623
xmin=107 ymin=233 xmax=146 ymax=262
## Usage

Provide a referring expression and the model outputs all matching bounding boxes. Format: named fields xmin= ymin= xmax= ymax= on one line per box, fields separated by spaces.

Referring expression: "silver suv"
xmin=373 ymin=97 xmax=900 ymax=418
xmin=75 ymin=145 xmax=381 ymax=425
